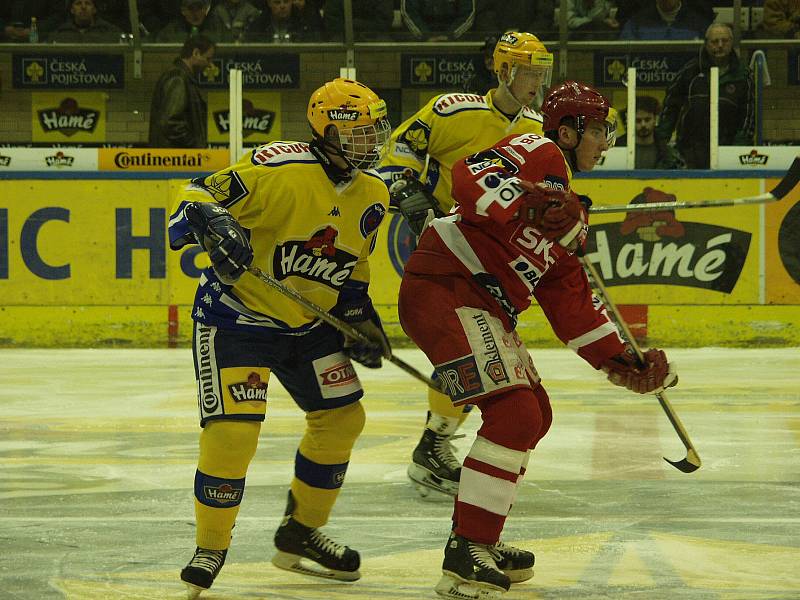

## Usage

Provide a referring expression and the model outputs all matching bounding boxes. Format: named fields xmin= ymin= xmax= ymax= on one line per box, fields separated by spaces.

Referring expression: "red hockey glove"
xmin=518 ymin=181 xmax=587 ymax=251
xmin=601 ymin=347 xmax=678 ymax=394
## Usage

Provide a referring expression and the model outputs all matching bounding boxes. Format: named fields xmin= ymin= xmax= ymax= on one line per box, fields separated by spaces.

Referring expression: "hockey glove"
xmin=389 ymin=170 xmax=444 ymax=236
xmin=333 ymin=288 xmax=391 ymax=369
xmin=601 ymin=346 xmax=678 ymax=394
xmin=518 ymin=181 xmax=587 ymax=251
xmin=184 ymin=202 xmax=253 ymax=285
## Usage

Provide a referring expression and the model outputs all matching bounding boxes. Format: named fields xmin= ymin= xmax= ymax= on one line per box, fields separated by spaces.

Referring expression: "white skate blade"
xmin=271 ymin=550 xmax=361 ymax=582
xmin=435 ymin=574 xmax=506 ymax=599
xmin=504 ymin=566 xmax=534 ymax=583
xmin=183 ymin=582 xmax=204 ymax=599
xmin=407 ymin=463 xmax=458 ymax=497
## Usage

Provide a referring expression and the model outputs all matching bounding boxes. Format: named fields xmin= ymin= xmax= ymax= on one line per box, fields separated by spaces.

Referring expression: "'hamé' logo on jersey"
xmin=274 ymin=227 xmax=358 ymax=287
xmin=228 ymin=371 xmax=268 ymax=403
xmin=359 ymin=203 xmax=386 ymax=238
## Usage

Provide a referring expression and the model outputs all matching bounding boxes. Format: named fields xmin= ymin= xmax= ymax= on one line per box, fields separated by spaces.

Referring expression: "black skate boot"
xmin=489 ymin=540 xmax=535 ymax=583
xmin=180 ymin=547 xmax=227 ymax=599
xmin=272 ymin=491 xmax=361 ymax=581
xmin=408 ymin=413 xmax=462 ymax=497
xmin=435 ymin=532 xmax=511 ymax=599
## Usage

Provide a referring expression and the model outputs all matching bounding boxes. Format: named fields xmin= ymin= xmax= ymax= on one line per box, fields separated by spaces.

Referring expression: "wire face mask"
xmin=340 ymin=115 xmax=391 ymax=171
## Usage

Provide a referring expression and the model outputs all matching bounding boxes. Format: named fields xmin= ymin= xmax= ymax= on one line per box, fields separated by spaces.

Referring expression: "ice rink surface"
xmin=1 ymin=347 xmax=799 ymax=600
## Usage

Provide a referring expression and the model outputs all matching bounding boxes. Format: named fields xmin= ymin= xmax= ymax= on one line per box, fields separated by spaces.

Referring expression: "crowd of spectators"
xmin=3 ymin=1 xmax=800 ymax=44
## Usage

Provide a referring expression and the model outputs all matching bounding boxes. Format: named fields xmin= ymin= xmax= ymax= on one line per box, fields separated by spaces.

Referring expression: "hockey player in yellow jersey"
xmin=376 ymin=31 xmax=554 ymax=499
xmin=168 ymin=78 xmax=392 ymax=598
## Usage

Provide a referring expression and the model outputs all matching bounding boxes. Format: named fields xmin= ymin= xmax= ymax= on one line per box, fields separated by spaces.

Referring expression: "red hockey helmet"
xmin=542 ymin=81 xmax=615 ymax=145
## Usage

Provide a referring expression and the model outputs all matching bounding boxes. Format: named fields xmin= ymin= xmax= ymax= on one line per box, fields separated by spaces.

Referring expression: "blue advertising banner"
xmin=595 ymin=52 xmax=695 ymax=88
xmin=789 ymin=50 xmax=800 ymax=85
xmin=198 ymin=54 xmax=300 ymax=89
xmin=401 ymin=53 xmax=482 ymax=88
xmin=12 ymin=54 xmax=124 ymax=89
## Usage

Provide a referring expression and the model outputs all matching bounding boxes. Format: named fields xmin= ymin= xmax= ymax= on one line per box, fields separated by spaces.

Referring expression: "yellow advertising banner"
xmin=571 ymin=177 xmax=763 ymax=304
xmin=765 ymin=179 xmax=800 ymax=303
xmin=207 ymin=91 xmax=282 ymax=144
xmin=98 ymin=148 xmax=230 ymax=172
xmin=31 ymin=91 xmax=106 ymax=143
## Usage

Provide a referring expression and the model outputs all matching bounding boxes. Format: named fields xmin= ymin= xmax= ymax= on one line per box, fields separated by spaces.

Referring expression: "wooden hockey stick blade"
xmin=664 ymin=448 xmax=701 ymax=473
xmin=589 ymin=156 xmax=800 ymax=214
xmin=655 ymin=390 xmax=702 ymax=473
xmin=245 ymin=266 xmax=441 ymax=392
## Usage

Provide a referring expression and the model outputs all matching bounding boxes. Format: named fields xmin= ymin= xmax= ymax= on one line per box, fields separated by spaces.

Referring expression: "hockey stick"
xmin=245 ymin=266 xmax=441 ymax=392
xmin=578 ymin=254 xmax=701 ymax=473
xmin=589 ymin=156 xmax=800 ymax=214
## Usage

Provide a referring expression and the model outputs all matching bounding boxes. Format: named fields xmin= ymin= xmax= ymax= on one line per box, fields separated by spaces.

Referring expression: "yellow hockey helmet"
xmin=493 ymin=31 xmax=554 ymax=78
xmin=307 ymin=78 xmax=391 ymax=170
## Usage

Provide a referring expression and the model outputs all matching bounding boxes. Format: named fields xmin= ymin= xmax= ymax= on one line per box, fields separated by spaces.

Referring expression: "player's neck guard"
xmin=309 ymin=138 xmax=353 ymax=184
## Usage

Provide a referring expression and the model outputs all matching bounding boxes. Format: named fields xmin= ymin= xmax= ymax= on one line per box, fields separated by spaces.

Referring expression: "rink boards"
xmin=1 ymin=172 xmax=799 ymax=347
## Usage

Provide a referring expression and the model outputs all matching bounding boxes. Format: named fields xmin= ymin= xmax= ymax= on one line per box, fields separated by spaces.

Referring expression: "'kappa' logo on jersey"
xmin=274 ymin=227 xmax=358 ymax=287
xmin=190 ymin=170 xmax=249 ymax=208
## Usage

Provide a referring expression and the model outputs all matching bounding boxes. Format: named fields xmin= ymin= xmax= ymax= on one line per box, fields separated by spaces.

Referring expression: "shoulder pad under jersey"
xmin=519 ymin=106 xmax=544 ymax=123
xmin=250 ymin=141 xmax=317 ymax=167
xmin=432 ymin=93 xmax=490 ymax=116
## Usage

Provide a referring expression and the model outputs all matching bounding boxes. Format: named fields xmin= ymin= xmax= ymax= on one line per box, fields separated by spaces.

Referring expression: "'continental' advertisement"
xmin=98 ymin=148 xmax=230 ymax=172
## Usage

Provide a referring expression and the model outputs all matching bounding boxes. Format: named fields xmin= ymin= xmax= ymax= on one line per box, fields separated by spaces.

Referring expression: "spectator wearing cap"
xmin=48 ymin=0 xmax=123 ymax=42
xmin=206 ymin=0 xmax=261 ymax=43
xmin=156 ymin=0 xmax=220 ymax=43
xmin=461 ymin=35 xmax=498 ymax=94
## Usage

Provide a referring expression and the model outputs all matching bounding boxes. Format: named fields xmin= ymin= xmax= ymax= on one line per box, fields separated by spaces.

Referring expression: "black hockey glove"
xmin=333 ymin=285 xmax=391 ymax=369
xmin=389 ymin=170 xmax=444 ymax=236
xmin=184 ymin=202 xmax=253 ymax=285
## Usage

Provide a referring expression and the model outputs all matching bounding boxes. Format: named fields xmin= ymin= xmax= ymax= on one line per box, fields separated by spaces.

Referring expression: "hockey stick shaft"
xmin=245 ymin=266 xmax=440 ymax=392
xmin=578 ymin=255 xmax=701 ymax=473
xmin=588 ymin=156 xmax=800 ymax=214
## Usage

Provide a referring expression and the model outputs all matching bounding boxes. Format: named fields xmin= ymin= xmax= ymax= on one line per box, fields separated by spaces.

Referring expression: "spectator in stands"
xmin=138 ymin=0 xmax=182 ymax=38
xmin=617 ymin=96 xmax=684 ymax=168
xmin=461 ymin=34 xmax=498 ymax=94
xmin=471 ymin=0 xmax=557 ymax=40
xmin=48 ymin=0 xmax=123 ymax=43
xmin=323 ymin=0 xmax=394 ymax=41
xmin=400 ymin=0 xmax=475 ymax=41
xmin=760 ymin=0 xmax=800 ymax=39
xmin=291 ymin=0 xmax=323 ymax=34
xmin=207 ymin=0 xmax=261 ymax=42
xmin=567 ymin=0 xmax=620 ymax=40
xmin=90 ymin=0 xmax=131 ymax=31
xmin=656 ymin=23 xmax=754 ymax=169
xmin=245 ymin=0 xmax=320 ymax=42
xmin=0 ymin=0 xmax=60 ymax=42
xmin=156 ymin=0 xmax=219 ymax=43
xmin=618 ymin=0 xmax=710 ymax=40
xmin=149 ymin=35 xmax=215 ymax=148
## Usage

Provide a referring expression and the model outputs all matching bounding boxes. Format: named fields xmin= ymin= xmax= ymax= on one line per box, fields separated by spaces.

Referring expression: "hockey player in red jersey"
xmin=398 ymin=81 xmax=678 ymax=599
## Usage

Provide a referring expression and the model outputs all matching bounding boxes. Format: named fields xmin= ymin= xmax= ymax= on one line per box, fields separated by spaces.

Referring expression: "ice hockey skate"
xmin=271 ymin=491 xmax=361 ymax=581
xmin=435 ymin=532 xmax=511 ymax=599
xmin=408 ymin=413 xmax=462 ymax=497
xmin=180 ymin=547 xmax=227 ymax=599
xmin=490 ymin=540 xmax=535 ymax=583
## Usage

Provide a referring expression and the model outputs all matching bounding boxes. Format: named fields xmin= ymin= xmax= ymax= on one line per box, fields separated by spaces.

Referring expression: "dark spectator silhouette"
xmin=48 ymin=0 xmax=123 ymax=43
xmin=567 ymin=0 xmax=620 ymax=40
xmin=156 ymin=0 xmax=219 ymax=43
xmin=149 ymin=35 xmax=215 ymax=148
xmin=0 ymin=0 xmax=61 ymax=42
xmin=323 ymin=0 xmax=394 ymax=41
xmin=619 ymin=0 xmax=711 ymax=40
xmin=245 ymin=0 xmax=320 ymax=42
xmin=616 ymin=96 xmax=684 ymax=169
xmin=461 ymin=35 xmax=498 ymax=94
xmin=207 ymin=0 xmax=261 ymax=42
xmin=401 ymin=0 xmax=475 ymax=41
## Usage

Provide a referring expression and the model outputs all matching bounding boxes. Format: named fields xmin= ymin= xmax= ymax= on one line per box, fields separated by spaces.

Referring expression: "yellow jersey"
xmin=169 ymin=141 xmax=389 ymax=332
xmin=377 ymin=89 xmax=544 ymax=210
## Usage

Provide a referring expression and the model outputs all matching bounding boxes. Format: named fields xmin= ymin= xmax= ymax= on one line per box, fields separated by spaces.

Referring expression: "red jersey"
xmin=404 ymin=132 xmax=625 ymax=369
